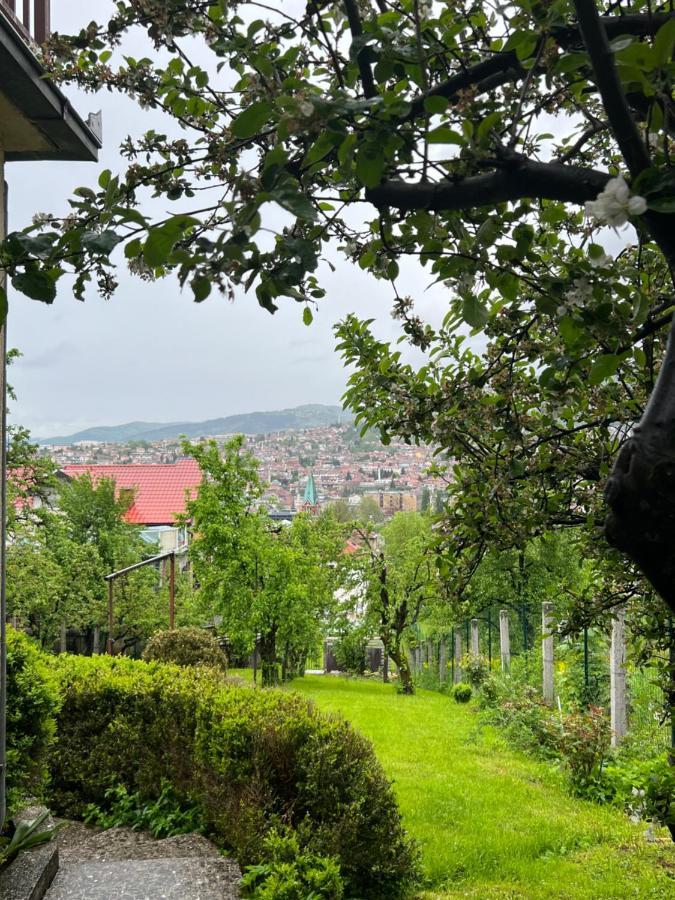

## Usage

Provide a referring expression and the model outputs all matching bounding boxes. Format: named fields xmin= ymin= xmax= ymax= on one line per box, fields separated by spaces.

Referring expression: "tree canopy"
xmin=2 ymin=1 xmax=675 ymax=611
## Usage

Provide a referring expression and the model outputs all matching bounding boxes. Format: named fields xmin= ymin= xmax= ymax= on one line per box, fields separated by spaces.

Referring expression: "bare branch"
xmin=343 ymin=0 xmax=376 ymax=98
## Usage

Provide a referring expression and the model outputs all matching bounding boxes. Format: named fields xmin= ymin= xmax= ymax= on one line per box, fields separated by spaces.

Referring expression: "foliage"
xmin=558 ymin=707 xmax=611 ymax=799
xmin=462 ymin=653 xmax=489 ymax=688
xmin=603 ymin=753 xmax=675 ymax=839
xmin=83 ymin=780 xmax=205 ymax=839
xmin=351 ymin=511 xmax=440 ymax=694
xmin=0 ymin=810 xmax=62 ymax=871
xmin=5 ymin=626 xmax=60 ymax=813
xmin=142 ymin=627 xmax=227 ymax=672
xmin=453 ymin=683 xmax=472 ymax=703
xmin=332 ymin=626 xmax=369 ymax=677
xmin=184 ymin=437 xmax=346 ymax=686
xmin=240 ymin=829 xmax=344 ymax=900
xmin=47 ymin=654 xmax=419 ymax=899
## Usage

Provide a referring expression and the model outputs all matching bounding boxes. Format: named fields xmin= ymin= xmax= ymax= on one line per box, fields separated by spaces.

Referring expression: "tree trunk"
xmin=390 ymin=644 xmax=414 ymax=694
xmin=605 ymin=322 xmax=675 ymax=616
xmin=259 ymin=630 xmax=279 ymax=687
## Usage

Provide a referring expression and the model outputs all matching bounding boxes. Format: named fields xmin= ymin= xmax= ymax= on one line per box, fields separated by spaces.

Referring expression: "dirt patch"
xmin=55 ymin=820 xmax=221 ymax=864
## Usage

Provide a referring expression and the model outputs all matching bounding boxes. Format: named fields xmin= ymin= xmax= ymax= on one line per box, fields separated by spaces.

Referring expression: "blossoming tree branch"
xmin=2 ymin=0 xmax=675 ymax=614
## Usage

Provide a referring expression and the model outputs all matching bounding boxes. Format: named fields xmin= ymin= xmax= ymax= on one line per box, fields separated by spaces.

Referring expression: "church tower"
xmin=301 ymin=473 xmax=320 ymax=515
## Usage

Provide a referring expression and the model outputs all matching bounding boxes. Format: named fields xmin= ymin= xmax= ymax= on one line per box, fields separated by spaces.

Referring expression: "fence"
xmin=410 ymin=604 xmax=673 ymax=752
xmin=0 ymin=0 xmax=50 ymax=44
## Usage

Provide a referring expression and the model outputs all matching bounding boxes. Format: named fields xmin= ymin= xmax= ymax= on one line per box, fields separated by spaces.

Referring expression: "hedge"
xmin=48 ymin=655 xmax=419 ymax=898
xmin=6 ymin=626 xmax=60 ymax=813
xmin=142 ymin=626 xmax=228 ymax=671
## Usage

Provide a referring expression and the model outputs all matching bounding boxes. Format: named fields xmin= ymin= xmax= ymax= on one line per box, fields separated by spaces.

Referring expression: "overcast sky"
xmin=6 ymin=1 xmax=450 ymax=439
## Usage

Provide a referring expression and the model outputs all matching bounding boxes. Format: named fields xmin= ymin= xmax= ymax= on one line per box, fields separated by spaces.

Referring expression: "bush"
xmin=142 ymin=627 xmax=227 ymax=671
xmin=48 ymin=655 xmax=418 ymax=899
xmin=241 ymin=828 xmax=344 ymax=899
xmin=603 ymin=753 xmax=675 ymax=837
xmin=480 ymin=683 xmax=561 ymax=759
xmin=332 ymin=627 xmax=368 ymax=676
xmin=453 ymin=683 xmax=472 ymax=703
xmin=462 ymin=653 xmax=489 ymax=687
xmin=558 ymin=706 xmax=611 ymax=798
xmin=6 ymin=626 xmax=60 ymax=813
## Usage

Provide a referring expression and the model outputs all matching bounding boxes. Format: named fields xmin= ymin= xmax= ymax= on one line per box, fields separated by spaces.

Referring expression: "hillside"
xmin=40 ymin=404 xmax=351 ymax=445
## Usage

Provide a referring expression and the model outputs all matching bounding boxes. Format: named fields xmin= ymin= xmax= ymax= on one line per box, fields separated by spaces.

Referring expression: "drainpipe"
xmin=0 ymin=149 xmax=8 ymax=830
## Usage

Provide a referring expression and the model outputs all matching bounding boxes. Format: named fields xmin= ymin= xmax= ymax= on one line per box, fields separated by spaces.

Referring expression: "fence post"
xmin=542 ymin=602 xmax=554 ymax=704
xmin=428 ymin=639 xmax=434 ymax=668
xmin=471 ymin=618 xmax=479 ymax=655
xmin=439 ymin=639 xmax=447 ymax=683
xmin=59 ymin=622 xmax=67 ymax=654
xmin=499 ymin=609 xmax=510 ymax=672
xmin=454 ymin=629 xmax=462 ymax=683
xmin=610 ymin=607 xmax=627 ymax=747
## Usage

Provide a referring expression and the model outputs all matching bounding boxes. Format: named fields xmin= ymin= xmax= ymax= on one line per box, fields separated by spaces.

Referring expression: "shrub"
xmin=142 ymin=626 xmax=227 ymax=671
xmin=48 ymin=655 xmax=418 ymax=899
xmin=241 ymin=828 xmax=344 ymax=899
xmin=5 ymin=626 xmax=60 ymax=813
xmin=480 ymin=684 xmax=561 ymax=758
xmin=453 ymin=683 xmax=472 ymax=703
xmin=332 ymin=627 xmax=368 ymax=676
xmin=603 ymin=753 xmax=675 ymax=837
xmin=558 ymin=706 xmax=611 ymax=798
xmin=462 ymin=653 xmax=489 ymax=687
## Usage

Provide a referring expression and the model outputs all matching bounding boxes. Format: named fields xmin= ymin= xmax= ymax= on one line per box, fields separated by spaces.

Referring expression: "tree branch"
xmin=343 ymin=0 xmax=376 ymax=98
xmin=573 ymin=0 xmax=651 ymax=178
xmin=366 ymin=157 xmax=611 ymax=211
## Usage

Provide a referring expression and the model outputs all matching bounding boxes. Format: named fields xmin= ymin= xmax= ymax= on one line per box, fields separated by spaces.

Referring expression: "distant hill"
xmin=40 ymin=404 xmax=352 ymax=445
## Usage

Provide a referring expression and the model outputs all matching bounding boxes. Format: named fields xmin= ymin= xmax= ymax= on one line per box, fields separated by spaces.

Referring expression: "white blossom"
xmin=418 ymin=0 xmax=434 ymax=21
xmin=589 ymin=249 xmax=612 ymax=268
xmin=585 ymin=177 xmax=647 ymax=228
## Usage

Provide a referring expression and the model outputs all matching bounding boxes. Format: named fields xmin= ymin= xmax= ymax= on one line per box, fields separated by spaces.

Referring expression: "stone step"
xmin=43 ymin=856 xmax=241 ymax=900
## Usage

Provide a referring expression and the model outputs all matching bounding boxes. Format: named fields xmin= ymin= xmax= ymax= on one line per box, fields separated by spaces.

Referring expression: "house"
xmin=0 ymin=0 xmax=101 ymax=830
xmin=60 ymin=459 xmax=202 ymax=553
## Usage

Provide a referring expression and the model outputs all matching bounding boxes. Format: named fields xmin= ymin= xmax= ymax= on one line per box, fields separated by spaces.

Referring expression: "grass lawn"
xmin=287 ymin=675 xmax=674 ymax=899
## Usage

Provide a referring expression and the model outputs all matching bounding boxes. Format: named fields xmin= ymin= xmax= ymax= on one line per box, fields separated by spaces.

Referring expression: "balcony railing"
xmin=0 ymin=0 xmax=50 ymax=45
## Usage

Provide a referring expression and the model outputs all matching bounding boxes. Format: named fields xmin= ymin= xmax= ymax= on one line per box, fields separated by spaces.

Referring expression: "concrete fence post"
xmin=542 ymin=602 xmax=554 ymax=704
xmin=439 ymin=639 xmax=447 ymax=683
xmin=471 ymin=618 xmax=479 ymax=655
xmin=610 ymin=606 xmax=628 ymax=747
xmin=499 ymin=609 xmax=510 ymax=672
xmin=454 ymin=629 xmax=462 ymax=683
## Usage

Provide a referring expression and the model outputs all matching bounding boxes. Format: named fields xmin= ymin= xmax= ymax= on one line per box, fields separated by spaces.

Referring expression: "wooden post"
xmin=107 ymin=579 xmax=114 ymax=655
xmin=499 ymin=609 xmax=510 ymax=672
xmin=610 ymin=607 xmax=627 ymax=747
xmin=471 ymin=618 xmax=479 ymax=655
xmin=169 ymin=552 xmax=175 ymax=629
xmin=542 ymin=602 xmax=554 ymax=704
xmin=439 ymin=639 xmax=447 ymax=683
xmin=454 ymin=629 xmax=462 ymax=683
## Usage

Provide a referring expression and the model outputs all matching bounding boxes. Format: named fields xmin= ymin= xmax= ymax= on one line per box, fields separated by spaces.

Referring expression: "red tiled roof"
xmin=59 ymin=459 xmax=202 ymax=526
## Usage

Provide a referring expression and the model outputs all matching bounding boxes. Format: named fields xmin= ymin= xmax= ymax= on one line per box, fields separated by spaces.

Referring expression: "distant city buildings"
xmin=42 ymin=424 xmax=447 ymax=518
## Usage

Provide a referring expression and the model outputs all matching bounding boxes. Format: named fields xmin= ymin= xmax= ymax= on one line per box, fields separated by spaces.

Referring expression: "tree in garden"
xmin=2 ymin=2 xmax=675 ymax=612
xmin=354 ymin=510 xmax=439 ymax=693
xmin=183 ymin=436 xmax=345 ymax=685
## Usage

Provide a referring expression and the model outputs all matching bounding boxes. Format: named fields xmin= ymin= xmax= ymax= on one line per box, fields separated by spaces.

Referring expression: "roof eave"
xmin=0 ymin=12 xmax=101 ymax=162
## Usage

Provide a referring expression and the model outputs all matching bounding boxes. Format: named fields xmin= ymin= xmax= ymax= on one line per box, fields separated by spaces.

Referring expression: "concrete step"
xmin=43 ymin=856 xmax=241 ymax=900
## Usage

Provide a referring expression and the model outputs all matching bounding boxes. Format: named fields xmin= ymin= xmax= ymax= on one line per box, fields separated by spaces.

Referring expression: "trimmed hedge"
xmin=48 ymin=655 xmax=418 ymax=898
xmin=6 ymin=626 xmax=60 ymax=813
xmin=142 ymin=626 xmax=227 ymax=671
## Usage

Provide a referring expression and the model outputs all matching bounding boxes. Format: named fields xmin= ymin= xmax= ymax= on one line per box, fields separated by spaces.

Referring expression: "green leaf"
xmin=303 ymin=306 xmax=313 ymax=326
xmin=424 ymin=96 xmax=450 ymax=115
xmin=654 ymin=17 xmax=675 ymax=66
xmin=427 ymin=126 xmax=463 ymax=145
xmin=12 ymin=268 xmax=58 ymax=303
xmin=144 ymin=226 xmax=181 ymax=267
xmin=231 ymin=101 xmax=273 ymax=139
xmin=355 ymin=146 xmax=386 ymax=188
xmin=272 ymin=186 xmax=317 ymax=220
xmin=588 ymin=354 xmax=622 ymax=386
xmin=461 ymin=296 xmax=489 ymax=329
xmin=191 ymin=276 xmax=212 ymax=302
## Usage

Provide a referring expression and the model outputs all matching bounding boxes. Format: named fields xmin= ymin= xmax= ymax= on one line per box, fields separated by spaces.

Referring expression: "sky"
xmin=6 ymin=0 xmax=448 ymax=439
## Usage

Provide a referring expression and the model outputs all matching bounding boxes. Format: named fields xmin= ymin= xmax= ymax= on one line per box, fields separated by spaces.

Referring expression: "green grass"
xmin=287 ymin=676 xmax=674 ymax=899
